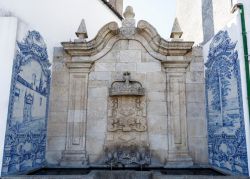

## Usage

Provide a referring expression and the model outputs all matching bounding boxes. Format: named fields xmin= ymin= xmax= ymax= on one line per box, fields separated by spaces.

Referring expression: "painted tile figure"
xmin=205 ymin=30 xmax=248 ymax=175
xmin=1 ymin=31 xmax=51 ymax=176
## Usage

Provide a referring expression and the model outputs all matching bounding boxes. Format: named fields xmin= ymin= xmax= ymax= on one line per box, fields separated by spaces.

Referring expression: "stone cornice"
xmin=62 ymin=20 xmax=194 ymax=60
xmin=161 ymin=56 xmax=191 ymax=73
xmin=62 ymin=22 xmax=119 ymax=56
xmin=137 ymin=20 xmax=194 ymax=56
xmin=162 ymin=59 xmax=191 ymax=69
xmin=66 ymin=61 xmax=93 ymax=73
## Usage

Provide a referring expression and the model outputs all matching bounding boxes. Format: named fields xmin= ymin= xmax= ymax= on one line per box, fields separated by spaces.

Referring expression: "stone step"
xmin=1 ymin=170 xmax=250 ymax=179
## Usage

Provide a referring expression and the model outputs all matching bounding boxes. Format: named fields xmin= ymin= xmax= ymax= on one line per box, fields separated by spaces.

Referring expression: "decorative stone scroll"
xmin=109 ymin=72 xmax=145 ymax=96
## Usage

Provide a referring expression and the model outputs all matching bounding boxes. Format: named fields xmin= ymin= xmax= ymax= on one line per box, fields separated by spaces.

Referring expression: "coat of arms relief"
xmin=105 ymin=72 xmax=150 ymax=166
xmin=108 ymin=96 xmax=146 ymax=132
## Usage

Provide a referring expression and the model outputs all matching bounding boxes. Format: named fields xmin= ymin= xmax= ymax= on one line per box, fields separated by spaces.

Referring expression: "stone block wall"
xmin=87 ymin=40 xmax=167 ymax=163
xmin=186 ymin=47 xmax=208 ymax=165
xmin=47 ymin=40 xmax=208 ymax=166
xmin=46 ymin=48 xmax=69 ymax=165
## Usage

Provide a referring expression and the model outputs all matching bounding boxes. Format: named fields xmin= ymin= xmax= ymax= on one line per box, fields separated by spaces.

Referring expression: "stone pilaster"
xmin=60 ymin=61 xmax=92 ymax=167
xmin=162 ymin=57 xmax=193 ymax=167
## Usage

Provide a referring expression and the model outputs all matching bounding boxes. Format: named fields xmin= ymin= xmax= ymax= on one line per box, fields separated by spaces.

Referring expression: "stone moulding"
xmin=109 ymin=72 xmax=145 ymax=96
xmin=62 ymin=22 xmax=119 ymax=56
xmin=161 ymin=58 xmax=191 ymax=70
xmin=137 ymin=20 xmax=194 ymax=53
xmin=62 ymin=20 xmax=194 ymax=58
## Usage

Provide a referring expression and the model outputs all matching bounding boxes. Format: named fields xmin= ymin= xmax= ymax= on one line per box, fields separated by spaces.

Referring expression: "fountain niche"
xmin=104 ymin=72 xmax=151 ymax=167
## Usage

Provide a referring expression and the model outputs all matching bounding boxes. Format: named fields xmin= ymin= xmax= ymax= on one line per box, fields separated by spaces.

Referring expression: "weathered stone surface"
xmin=147 ymin=102 xmax=167 ymax=116
xmin=188 ymin=137 xmax=208 ymax=164
xmin=128 ymin=40 xmax=143 ymax=50
xmin=89 ymin=72 xmax=111 ymax=81
xmin=49 ymin=111 xmax=68 ymax=123
xmin=186 ymin=84 xmax=205 ymax=103
xmin=137 ymin=62 xmax=161 ymax=73
xmin=189 ymin=61 xmax=204 ymax=72
xmin=147 ymin=92 xmax=166 ymax=102
xmin=94 ymin=63 xmax=115 ymax=72
xmin=115 ymin=63 xmax=137 ymax=71
xmin=119 ymin=50 xmax=141 ymax=63
xmin=50 ymin=100 xmax=68 ymax=112
xmin=45 ymin=151 xmax=62 ymax=165
xmin=149 ymin=134 xmax=168 ymax=150
xmin=186 ymin=71 xmax=204 ymax=83
xmin=147 ymin=115 xmax=168 ymax=134
xmin=86 ymin=133 xmax=106 ymax=156
xmin=47 ymin=137 xmax=66 ymax=151
xmin=88 ymin=87 xmax=108 ymax=98
xmin=187 ymin=102 xmax=205 ymax=118
xmin=47 ymin=122 xmax=67 ymax=137
xmin=101 ymin=50 xmax=120 ymax=62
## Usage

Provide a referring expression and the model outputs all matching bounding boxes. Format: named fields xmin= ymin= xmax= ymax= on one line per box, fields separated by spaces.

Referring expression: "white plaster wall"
xmin=226 ymin=15 xmax=250 ymax=174
xmin=0 ymin=17 xmax=18 ymax=176
xmin=176 ymin=0 xmax=250 ymax=47
xmin=0 ymin=0 xmax=121 ymax=62
xmin=241 ymin=0 xmax=250 ymax=57
xmin=211 ymin=0 xmax=250 ymax=54
xmin=213 ymin=0 xmax=250 ymax=54
xmin=212 ymin=0 xmax=234 ymax=34
xmin=231 ymin=1 xmax=250 ymax=173
xmin=176 ymin=0 xmax=203 ymax=44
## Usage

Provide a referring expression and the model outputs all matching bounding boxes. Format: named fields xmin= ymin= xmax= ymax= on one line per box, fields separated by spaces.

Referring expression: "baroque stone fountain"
xmin=47 ymin=5 xmax=199 ymax=171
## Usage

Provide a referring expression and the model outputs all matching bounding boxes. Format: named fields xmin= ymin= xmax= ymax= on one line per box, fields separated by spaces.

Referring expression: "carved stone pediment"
xmin=109 ymin=72 xmax=145 ymax=96
xmin=61 ymin=20 xmax=194 ymax=58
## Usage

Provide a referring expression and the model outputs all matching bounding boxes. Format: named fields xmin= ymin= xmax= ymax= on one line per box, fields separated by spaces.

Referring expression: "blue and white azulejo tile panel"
xmin=205 ymin=29 xmax=248 ymax=175
xmin=1 ymin=31 xmax=51 ymax=176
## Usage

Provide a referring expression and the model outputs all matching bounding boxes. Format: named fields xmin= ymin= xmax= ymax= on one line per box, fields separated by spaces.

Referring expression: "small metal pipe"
xmin=232 ymin=3 xmax=250 ymax=126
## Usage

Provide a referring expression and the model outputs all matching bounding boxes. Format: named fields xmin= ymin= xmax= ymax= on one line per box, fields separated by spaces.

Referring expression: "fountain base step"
xmin=2 ymin=168 xmax=247 ymax=179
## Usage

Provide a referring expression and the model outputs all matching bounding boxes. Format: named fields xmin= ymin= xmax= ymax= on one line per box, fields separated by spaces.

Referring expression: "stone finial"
xmin=170 ymin=18 xmax=183 ymax=39
xmin=121 ymin=6 xmax=136 ymax=37
xmin=75 ymin=19 xmax=88 ymax=40
xmin=123 ymin=6 xmax=135 ymax=19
